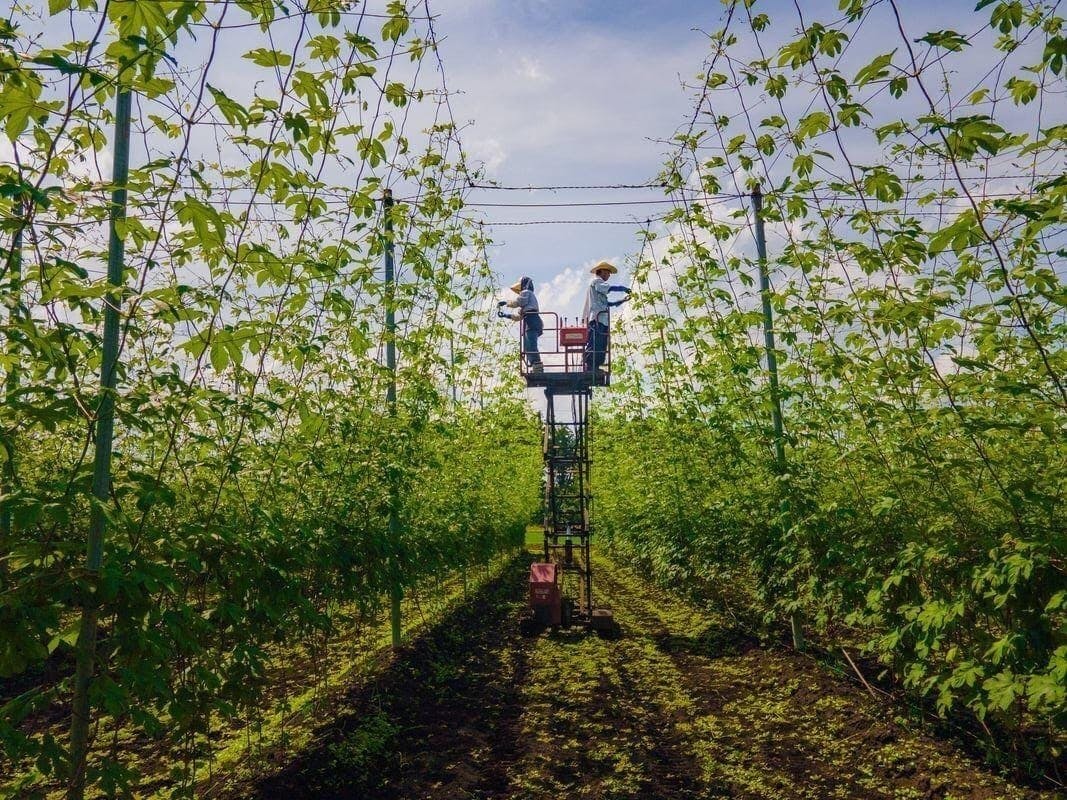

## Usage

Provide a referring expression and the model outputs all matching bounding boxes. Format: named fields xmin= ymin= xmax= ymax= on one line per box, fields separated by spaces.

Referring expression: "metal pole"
xmin=1 ymin=198 xmax=25 ymax=552
xmin=68 ymin=87 xmax=133 ymax=800
xmin=752 ymin=186 xmax=785 ymax=468
xmin=752 ymin=186 xmax=804 ymax=652
xmin=449 ymin=329 xmax=465 ymax=589
xmin=449 ymin=329 xmax=458 ymax=406
xmin=383 ymin=189 xmax=402 ymax=648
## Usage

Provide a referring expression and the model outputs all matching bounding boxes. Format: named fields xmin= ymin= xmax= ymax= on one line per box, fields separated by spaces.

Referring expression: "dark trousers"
xmin=583 ymin=321 xmax=608 ymax=371
xmin=523 ymin=325 xmax=542 ymax=366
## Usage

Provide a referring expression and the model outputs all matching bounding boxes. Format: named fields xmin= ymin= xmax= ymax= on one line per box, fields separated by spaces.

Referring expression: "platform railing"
xmin=518 ymin=311 xmax=611 ymax=384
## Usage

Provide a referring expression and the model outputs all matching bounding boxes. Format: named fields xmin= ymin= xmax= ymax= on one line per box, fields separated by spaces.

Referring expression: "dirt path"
xmin=590 ymin=557 xmax=1055 ymax=800
xmin=235 ymin=552 xmax=1058 ymax=800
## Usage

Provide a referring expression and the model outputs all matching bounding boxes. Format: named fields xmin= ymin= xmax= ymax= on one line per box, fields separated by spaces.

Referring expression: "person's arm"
xmin=496 ymin=299 xmax=518 ymax=320
xmin=498 ymin=293 xmax=520 ymax=321
xmin=608 ymin=285 xmax=631 ymax=306
xmin=508 ymin=290 xmax=533 ymax=309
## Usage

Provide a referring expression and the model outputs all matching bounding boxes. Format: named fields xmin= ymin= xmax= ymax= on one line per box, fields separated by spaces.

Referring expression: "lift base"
xmin=519 ymin=607 xmax=622 ymax=639
xmin=589 ymin=608 xmax=622 ymax=639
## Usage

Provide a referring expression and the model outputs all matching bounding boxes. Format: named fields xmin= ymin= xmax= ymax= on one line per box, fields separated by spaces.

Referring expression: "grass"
xmin=217 ymin=544 xmax=1061 ymax=799
xmin=16 ymin=537 xmax=1057 ymax=799
xmin=0 ymin=550 xmax=520 ymax=800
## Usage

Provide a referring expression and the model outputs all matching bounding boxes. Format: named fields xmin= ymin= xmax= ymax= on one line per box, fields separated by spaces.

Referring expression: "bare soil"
xmin=229 ymin=552 xmax=1060 ymax=800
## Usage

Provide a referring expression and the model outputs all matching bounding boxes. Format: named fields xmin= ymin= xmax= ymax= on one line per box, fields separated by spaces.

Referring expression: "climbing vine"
xmin=599 ymin=0 xmax=1065 ymax=763
xmin=0 ymin=0 xmax=540 ymax=796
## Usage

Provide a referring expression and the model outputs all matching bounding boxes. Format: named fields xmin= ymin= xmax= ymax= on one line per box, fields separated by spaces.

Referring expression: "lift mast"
xmin=518 ymin=314 xmax=619 ymax=637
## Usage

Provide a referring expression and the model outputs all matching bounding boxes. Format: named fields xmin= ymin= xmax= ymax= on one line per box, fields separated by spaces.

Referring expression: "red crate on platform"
xmin=528 ymin=562 xmax=561 ymax=625
xmin=559 ymin=326 xmax=587 ymax=347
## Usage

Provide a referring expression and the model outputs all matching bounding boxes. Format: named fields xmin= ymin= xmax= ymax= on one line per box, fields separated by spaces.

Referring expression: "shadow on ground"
xmin=652 ymin=624 xmax=761 ymax=659
xmin=247 ymin=553 xmax=534 ymax=800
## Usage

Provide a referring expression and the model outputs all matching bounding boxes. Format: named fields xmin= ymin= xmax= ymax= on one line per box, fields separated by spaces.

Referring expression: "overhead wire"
xmin=466 ymin=217 xmax=664 ymax=227
xmin=467 ymin=182 xmax=666 ymax=191
xmin=624 ymin=2 xmax=1064 ymax=783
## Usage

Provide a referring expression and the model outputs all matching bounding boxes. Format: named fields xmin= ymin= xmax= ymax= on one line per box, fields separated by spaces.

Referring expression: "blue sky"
xmin=5 ymin=0 xmax=715 ymax=312
xmin=9 ymin=0 xmax=1049 ymax=325
xmin=434 ymin=0 xmax=728 ymax=319
xmin=430 ymin=0 xmax=1042 ymax=321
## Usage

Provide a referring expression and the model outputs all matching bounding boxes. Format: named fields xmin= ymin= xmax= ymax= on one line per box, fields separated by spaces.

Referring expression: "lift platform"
xmin=522 ymin=370 xmax=610 ymax=390
xmin=519 ymin=313 xmax=620 ymax=638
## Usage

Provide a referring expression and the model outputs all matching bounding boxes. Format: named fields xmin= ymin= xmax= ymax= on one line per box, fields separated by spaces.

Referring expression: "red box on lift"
xmin=528 ymin=562 xmax=561 ymax=626
xmin=559 ymin=326 xmax=588 ymax=347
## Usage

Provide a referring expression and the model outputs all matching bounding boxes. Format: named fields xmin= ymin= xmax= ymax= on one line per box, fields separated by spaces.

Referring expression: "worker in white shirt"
xmin=582 ymin=261 xmax=630 ymax=373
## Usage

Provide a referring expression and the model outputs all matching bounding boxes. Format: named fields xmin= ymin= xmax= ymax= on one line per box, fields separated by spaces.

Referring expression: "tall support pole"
xmin=383 ymin=189 xmax=402 ymax=648
xmin=449 ymin=328 xmax=468 ymax=588
xmin=1 ymin=197 xmax=26 ymax=552
xmin=68 ymin=88 xmax=133 ymax=800
xmin=449 ymin=330 xmax=458 ymax=406
xmin=752 ymin=187 xmax=786 ymax=468
xmin=752 ymin=186 xmax=804 ymax=652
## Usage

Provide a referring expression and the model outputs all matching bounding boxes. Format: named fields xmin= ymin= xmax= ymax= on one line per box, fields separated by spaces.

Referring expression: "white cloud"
xmin=467 ymin=137 xmax=508 ymax=173
xmin=537 ymin=265 xmax=587 ymax=321
xmin=516 ymin=56 xmax=547 ymax=82
xmin=441 ymin=22 xmax=708 ymax=180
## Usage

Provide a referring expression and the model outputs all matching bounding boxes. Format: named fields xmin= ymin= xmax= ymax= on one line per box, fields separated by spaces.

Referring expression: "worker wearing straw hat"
xmin=582 ymin=261 xmax=630 ymax=373
xmin=502 ymin=276 xmax=544 ymax=373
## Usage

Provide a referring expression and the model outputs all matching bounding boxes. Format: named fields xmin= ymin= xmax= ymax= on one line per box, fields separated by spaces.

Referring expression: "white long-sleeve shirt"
xmin=582 ymin=277 xmax=611 ymax=326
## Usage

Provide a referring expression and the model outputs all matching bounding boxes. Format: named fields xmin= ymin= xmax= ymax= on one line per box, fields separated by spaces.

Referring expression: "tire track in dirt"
xmin=498 ymin=591 xmax=713 ymax=799
xmin=593 ymin=554 xmax=1056 ymax=800
xmin=237 ymin=550 xmax=1056 ymax=800
xmin=245 ymin=554 xmax=536 ymax=800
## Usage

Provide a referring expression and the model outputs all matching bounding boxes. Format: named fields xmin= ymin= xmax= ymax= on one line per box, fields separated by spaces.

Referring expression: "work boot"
xmin=531 ymin=363 xmax=544 ymax=374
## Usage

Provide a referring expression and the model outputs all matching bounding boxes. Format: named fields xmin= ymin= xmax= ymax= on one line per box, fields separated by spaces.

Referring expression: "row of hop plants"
xmin=0 ymin=0 xmax=541 ymax=796
xmin=597 ymin=0 xmax=1065 ymax=774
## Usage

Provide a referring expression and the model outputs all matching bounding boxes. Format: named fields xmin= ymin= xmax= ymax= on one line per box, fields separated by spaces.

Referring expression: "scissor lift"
xmin=519 ymin=313 xmax=620 ymax=637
